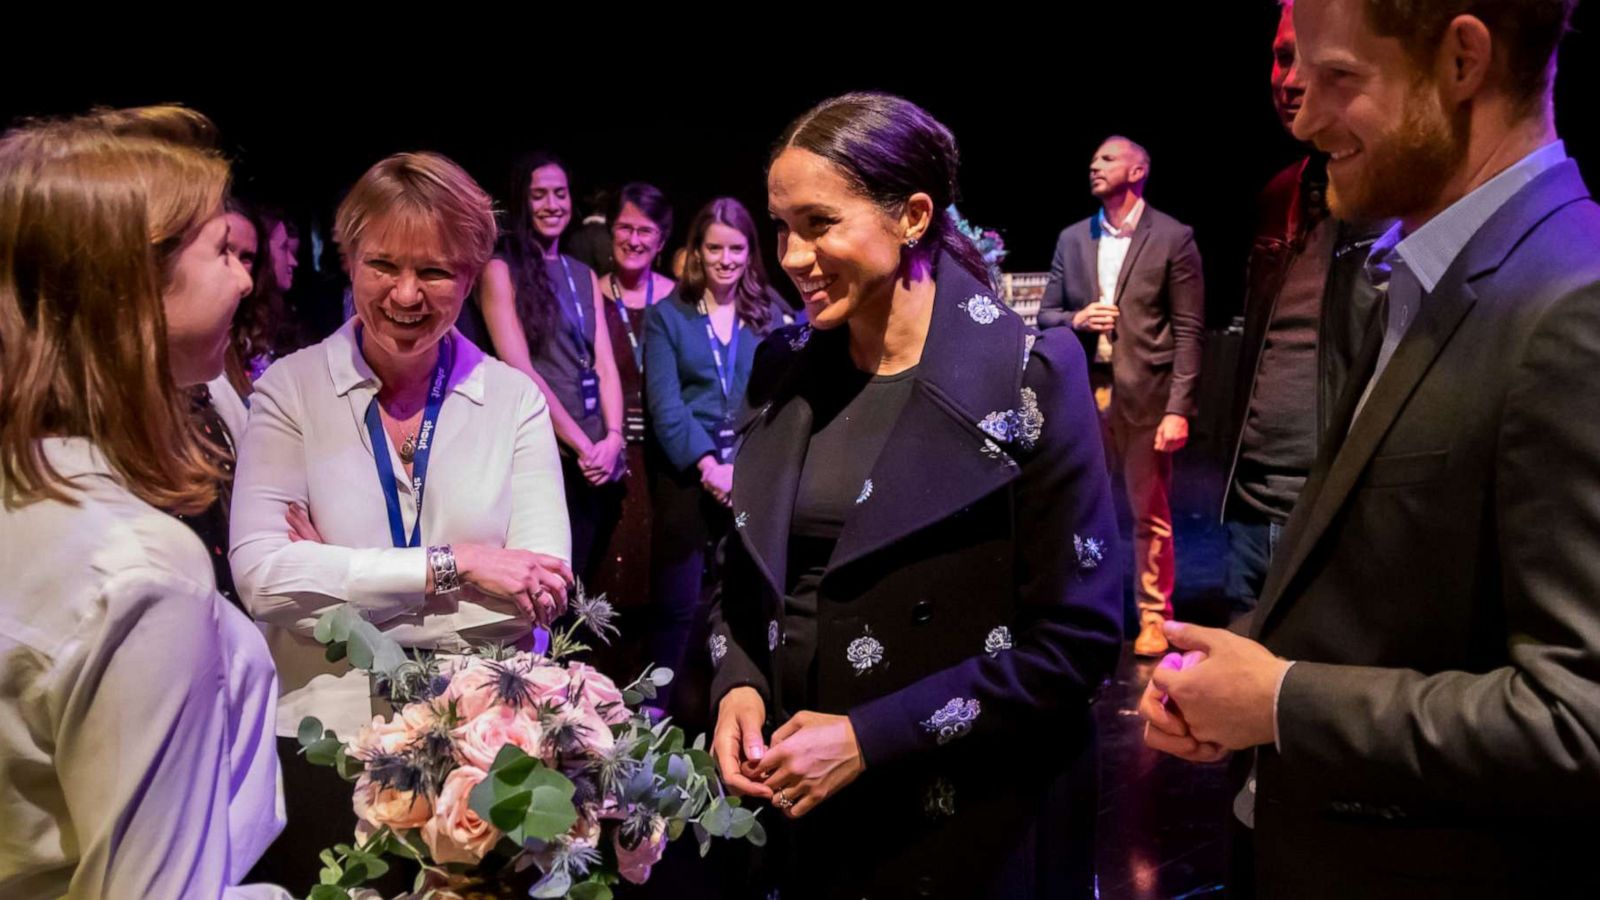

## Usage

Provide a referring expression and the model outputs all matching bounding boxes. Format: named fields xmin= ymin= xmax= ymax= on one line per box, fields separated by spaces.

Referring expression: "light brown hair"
xmin=333 ymin=152 xmax=497 ymax=275
xmin=0 ymin=106 xmax=230 ymax=514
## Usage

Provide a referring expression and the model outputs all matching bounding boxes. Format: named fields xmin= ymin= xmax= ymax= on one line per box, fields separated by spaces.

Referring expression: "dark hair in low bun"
xmin=773 ymin=92 xmax=992 ymax=287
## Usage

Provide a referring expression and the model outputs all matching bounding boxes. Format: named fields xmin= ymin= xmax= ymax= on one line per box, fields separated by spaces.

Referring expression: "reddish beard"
xmin=1327 ymin=82 xmax=1470 ymax=222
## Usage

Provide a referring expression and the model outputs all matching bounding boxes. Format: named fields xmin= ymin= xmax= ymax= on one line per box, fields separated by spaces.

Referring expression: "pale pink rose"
xmin=421 ymin=766 xmax=501 ymax=865
xmin=445 ymin=657 xmax=571 ymax=720
xmin=615 ymin=816 xmax=668 ymax=885
xmin=566 ymin=662 xmax=631 ymax=725
xmin=352 ymin=775 xmax=433 ymax=841
xmin=451 ymin=705 xmax=546 ymax=771
xmin=399 ymin=701 xmax=440 ymax=732
xmin=521 ymin=662 xmax=574 ymax=708
xmin=443 ymin=660 xmax=501 ymax=721
xmin=351 ymin=714 xmax=412 ymax=758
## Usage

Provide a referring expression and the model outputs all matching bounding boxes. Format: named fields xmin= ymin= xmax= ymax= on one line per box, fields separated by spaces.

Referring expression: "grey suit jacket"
xmin=1036 ymin=204 xmax=1205 ymax=426
xmin=1248 ymin=160 xmax=1600 ymax=898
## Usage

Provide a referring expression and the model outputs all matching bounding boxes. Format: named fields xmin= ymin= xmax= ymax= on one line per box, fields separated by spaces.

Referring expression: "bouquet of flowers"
xmin=296 ymin=588 xmax=764 ymax=899
xmin=947 ymin=203 xmax=1009 ymax=287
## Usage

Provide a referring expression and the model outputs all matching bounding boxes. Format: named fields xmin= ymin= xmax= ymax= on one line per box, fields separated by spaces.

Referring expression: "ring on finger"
xmin=773 ymin=789 xmax=794 ymax=810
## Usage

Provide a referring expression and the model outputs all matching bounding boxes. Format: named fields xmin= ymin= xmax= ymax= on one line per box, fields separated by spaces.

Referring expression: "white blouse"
xmin=0 ymin=439 xmax=287 ymax=899
xmin=230 ymin=320 xmax=570 ymax=738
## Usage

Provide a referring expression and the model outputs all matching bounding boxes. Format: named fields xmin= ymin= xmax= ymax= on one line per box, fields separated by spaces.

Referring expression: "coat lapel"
xmin=731 ymin=265 xmax=1032 ymax=593
xmin=1080 ymin=218 xmax=1103 ymax=305
xmin=1113 ymin=211 xmax=1155 ymax=305
xmin=730 ymin=340 xmax=818 ymax=602
xmin=827 ymin=267 xmax=1027 ymax=574
xmin=1253 ymin=160 xmax=1592 ymax=634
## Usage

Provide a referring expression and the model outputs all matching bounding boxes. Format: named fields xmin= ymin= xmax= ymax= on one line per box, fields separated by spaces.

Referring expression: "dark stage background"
xmin=5 ymin=9 xmax=1595 ymax=329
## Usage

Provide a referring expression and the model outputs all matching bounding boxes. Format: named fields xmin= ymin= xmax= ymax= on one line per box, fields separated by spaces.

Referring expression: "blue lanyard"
xmin=701 ymin=298 xmax=740 ymax=413
xmin=557 ymin=256 xmax=591 ymax=368
xmin=610 ymin=272 xmax=653 ymax=372
xmin=362 ymin=332 xmax=453 ymax=548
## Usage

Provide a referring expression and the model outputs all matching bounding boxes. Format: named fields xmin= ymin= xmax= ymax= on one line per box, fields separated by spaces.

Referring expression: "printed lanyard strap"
xmin=363 ymin=332 xmax=453 ymax=548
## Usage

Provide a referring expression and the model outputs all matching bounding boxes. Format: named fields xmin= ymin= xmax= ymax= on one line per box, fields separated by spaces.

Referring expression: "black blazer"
xmin=709 ymin=262 xmax=1122 ymax=898
xmin=1036 ymin=204 xmax=1206 ymax=426
xmin=1249 ymin=160 xmax=1600 ymax=898
xmin=1222 ymin=156 xmax=1389 ymax=521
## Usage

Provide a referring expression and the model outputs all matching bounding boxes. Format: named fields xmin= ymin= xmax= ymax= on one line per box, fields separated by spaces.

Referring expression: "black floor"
xmin=1091 ymin=449 xmax=1238 ymax=899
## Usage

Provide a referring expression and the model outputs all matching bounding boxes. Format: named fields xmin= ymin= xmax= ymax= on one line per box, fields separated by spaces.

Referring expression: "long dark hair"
xmin=771 ymin=92 xmax=992 ymax=288
xmin=503 ymin=151 xmax=567 ymax=352
xmin=224 ymin=197 xmax=272 ymax=394
xmin=678 ymin=197 xmax=779 ymax=336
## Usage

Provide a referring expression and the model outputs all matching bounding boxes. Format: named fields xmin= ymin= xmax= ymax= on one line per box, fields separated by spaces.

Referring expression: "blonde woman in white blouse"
xmin=0 ymin=108 xmax=288 ymax=898
xmin=229 ymin=152 xmax=573 ymax=889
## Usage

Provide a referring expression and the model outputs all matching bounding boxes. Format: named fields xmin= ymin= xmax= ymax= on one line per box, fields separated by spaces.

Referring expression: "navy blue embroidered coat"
xmin=707 ymin=262 xmax=1123 ymax=899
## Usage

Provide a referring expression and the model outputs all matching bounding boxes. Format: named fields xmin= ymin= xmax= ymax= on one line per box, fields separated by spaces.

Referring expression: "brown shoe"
xmin=1133 ymin=619 xmax=1169 ymax=657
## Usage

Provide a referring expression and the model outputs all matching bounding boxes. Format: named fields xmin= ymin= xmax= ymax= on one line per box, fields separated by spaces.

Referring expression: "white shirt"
xmin=0 ymin=439 xmax=288 ymax=899
xmin=205 ymin=374 xmax=251 ymax=447
xmin=1094 ymin=197 xmax=1145 ymax=362
xmin=230 ymin=320 xmax=570 ymax=738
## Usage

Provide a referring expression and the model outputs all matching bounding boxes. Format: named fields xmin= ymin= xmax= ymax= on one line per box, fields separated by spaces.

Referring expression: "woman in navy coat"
xmin=708 ymin=92 xmax=1124 ymax=899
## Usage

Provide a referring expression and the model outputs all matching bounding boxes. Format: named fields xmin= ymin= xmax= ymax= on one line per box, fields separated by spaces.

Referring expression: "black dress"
xmin=171 ymin=385 xmax=241 ymax=610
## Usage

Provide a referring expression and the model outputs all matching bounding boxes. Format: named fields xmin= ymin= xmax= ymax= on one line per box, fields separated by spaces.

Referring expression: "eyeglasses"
xmin=614 ymin=223 xmax=660 ymax=242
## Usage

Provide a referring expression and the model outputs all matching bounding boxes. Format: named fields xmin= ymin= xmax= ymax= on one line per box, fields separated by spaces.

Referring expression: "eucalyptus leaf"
xmin=530 ymin=868 xmax=573 ymax=898
xmin=488 ymin=791 xmax=533 ymax=831
xmin=702 ymin=798 xmax=735 ymax=836
xmin=748 ymin=818 xmax=768 ymax=847
xmin=308 ymin=886 xmax=350 ymax=900
xmin=665 ymin=754 xmax=691 ymax=786
xmin=522 ymin=783 xmax=580 ymax=841
xmin=337 ymin=859 xmax=370 ymax=887
xmin=622 ymin=689 xmax=644 ymax=706
xmin=305 ymin=736 xmax=344 ymax=768
xmin=311 ymin=608 xmax=341 ymax=644
xmin=323 ymin=642 xmax=347 ymax=664
xmin=728 ymin=808 xmax=756 ymax=839
xmin=693 ymin=821 xmax=711 ymax=858
xmin=692 ymin=731 xmax=706 ymax=752
xmin=649 ymin=667 xmax=674 ymax=687
xmin=570 ymin=883 xmax=614 ymax=900
xmin=297 ymin=717 xmax=325 ymax=748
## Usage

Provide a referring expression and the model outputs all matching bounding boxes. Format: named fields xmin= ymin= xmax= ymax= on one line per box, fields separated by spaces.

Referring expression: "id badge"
xmin=715 ymin=422 xmax=738 ymax=464
xmin=579 ymin=369 xmax=600 ymax=415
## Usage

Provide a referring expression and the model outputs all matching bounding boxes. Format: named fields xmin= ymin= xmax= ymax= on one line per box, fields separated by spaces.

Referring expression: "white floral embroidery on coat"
xmin=1074 ymin=534 xmax=1105 ymax=570
xmin=846 ymin=633 xmax=884 ymax=674
xmin=981 ymin=438 xmax=1006 ymax=460
xmin=768 ymin=620 xmax=780 ymax=652
xmin=921 ymin=698 xmax=981 ymax=745
xmin=855 ymin=478 xmax=874 ymax=505
xmin=960 ymin=294 xmax=1003 ymax=325
xmin=984 ymin=626 xmax=1013 ymax=657
xmin=788 ymin=327 xmax=812 ymax=351
xmin=1022 ymin=333 xmax=1038 ymax=371
xmin=977 ymin=387 xmax=1043 ymax=451
xmin=1015 ymin=387 xmax=1043 ymax=449
xmin=734 ymin=511 xmax=749 ymax=530
xmin=924 ymin=778 xmax=957 ymax=819
xmin=709 ymin=633 xmax=728 ymax=667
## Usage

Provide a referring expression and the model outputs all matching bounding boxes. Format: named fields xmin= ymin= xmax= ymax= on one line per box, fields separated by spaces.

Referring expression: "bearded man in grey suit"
xmin=1141 ymin=1 xmax=1600 ymax=896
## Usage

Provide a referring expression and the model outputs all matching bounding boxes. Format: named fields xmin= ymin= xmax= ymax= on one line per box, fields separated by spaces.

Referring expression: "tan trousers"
xmin=1109 ymin=415 xmax=1176 ymax=624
